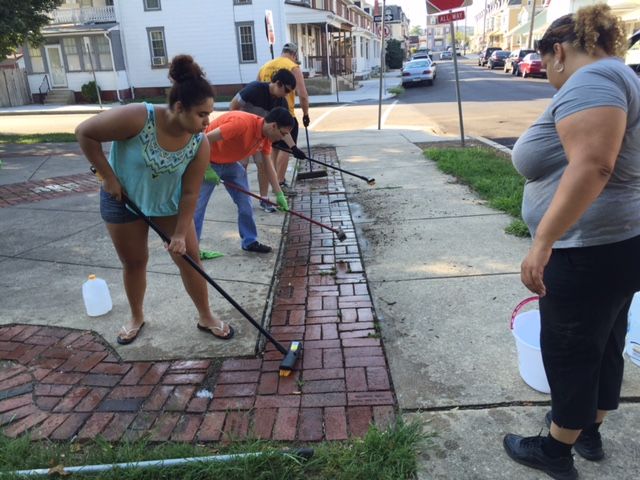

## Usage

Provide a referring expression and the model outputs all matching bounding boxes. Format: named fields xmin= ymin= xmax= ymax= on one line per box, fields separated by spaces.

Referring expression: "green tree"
xmin=409 ymin=25 xmax=423 ymax=36
xmin=0 ymin=0 xmax=63 ymax=58
xmin=385 ymin=39 xmax=403 ymax=69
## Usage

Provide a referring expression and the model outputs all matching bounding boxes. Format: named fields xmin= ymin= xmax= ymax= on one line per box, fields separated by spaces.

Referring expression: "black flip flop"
xmin=116 ymin=322 xmax=145 ymax=345
xmin=197 ymin=323 xmax=235 ymax=340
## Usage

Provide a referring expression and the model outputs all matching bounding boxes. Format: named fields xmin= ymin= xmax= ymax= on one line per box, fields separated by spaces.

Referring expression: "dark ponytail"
xmin=167 ymin=55 xmax=214 ymax=109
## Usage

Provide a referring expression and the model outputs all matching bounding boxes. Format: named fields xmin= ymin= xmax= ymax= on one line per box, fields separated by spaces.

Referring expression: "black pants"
xmin=540 ymin=234 xmax=640 ymax=429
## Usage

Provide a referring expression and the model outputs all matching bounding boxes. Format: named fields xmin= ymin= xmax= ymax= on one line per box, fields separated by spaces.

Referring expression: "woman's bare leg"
xmin=154 ymin=216 xmax=231 ymax=336
xmin=105 ymin=220 xmax=149 ymax=339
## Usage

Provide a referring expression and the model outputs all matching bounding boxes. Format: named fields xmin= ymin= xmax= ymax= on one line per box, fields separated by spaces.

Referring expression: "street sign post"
xmin=436 ymin=10 xmax=465 ymax=24
xmin=373 ymin=14 xmax=393 ymax=22
xmin=426 ymin=0 xmax=472 ymax=15
xmin=264 ymin=10 xmax=275 ymax=59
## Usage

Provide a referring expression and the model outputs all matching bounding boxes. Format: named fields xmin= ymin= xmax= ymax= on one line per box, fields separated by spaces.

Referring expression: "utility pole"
xmin=483 ymin=0 xmax=488 ymax=48
xmin=377 ymin=0 xmax=386 ymax=130
xmin=527 ymin=0 xmax=537 ymax=49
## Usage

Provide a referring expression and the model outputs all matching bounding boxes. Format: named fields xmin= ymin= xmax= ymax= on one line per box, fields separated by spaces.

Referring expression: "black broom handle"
xmin=122 ymin=195 xmax=288 ymax=355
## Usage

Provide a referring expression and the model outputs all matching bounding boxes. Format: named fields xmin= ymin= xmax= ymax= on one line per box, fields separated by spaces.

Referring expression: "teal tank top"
xmin=107 ymin=102 xmax=203 ymax=217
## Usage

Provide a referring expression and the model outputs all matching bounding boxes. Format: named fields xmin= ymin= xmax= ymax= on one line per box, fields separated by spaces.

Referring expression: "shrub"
xmin=80 ymin=81 xmax=101 ymax=103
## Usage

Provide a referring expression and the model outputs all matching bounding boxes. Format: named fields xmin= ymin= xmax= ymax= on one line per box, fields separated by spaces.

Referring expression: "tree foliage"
xmin=409 ymin=25 xmax=423 ymax=36
xmin=0 ymin=0 xmax=63 ymax=58
xmin=385 ymin=39 xmax=404 ymax=69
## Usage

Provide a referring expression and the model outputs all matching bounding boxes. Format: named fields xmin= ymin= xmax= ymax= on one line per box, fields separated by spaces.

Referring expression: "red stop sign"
xmin=426 ymin=0 xmax=469 ymax=13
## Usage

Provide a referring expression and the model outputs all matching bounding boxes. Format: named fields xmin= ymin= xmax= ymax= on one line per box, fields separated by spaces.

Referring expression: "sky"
xmin=389 ymin=0 xmax=484 ymax=29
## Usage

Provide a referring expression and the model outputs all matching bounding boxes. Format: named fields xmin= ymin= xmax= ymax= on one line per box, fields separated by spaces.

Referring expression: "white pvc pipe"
xmin=7 ymin=450 xmax=312 ymax=477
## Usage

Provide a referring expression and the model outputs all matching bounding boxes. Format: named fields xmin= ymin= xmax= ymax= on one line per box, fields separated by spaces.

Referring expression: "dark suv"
xmin=477 ymin=47 xmax=501 ymax=67
xmin=504 ymin=49 xmax=536 ymax=75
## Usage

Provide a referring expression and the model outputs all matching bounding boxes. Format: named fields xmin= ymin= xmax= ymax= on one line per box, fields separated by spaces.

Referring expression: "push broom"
xmin=296 ymin=125 xmax=327 ymax=181
xmin=122 ymin=195 xmax=301 ymax=376
xmin=281 ymin=147 xmax=376 ymax=185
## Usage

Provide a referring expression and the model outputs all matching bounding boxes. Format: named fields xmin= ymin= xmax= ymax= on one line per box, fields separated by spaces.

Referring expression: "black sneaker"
xmin=242 ymin=241 xmax=272 ymax=253
xmin=503 ymin=434 xmax=578 ymax=480
xmin=259 ymin=199 xmax=277 ymax=213
xmin=279 ymin=182 xmax=297 ymax=197
xmin=545 ymin=411 xmax=604 ymax=461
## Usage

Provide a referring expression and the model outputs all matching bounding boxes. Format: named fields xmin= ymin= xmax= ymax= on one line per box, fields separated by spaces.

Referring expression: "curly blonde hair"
xmin=538 ymin=4 xmax=627 ymax=58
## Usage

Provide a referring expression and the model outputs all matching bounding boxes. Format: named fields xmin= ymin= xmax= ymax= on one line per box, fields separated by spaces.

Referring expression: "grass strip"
xmin=424 ymin=146 xmax=529 ymax=237
xmin=0 ymin=133 xmax=77 ymax=144
xmin=0 ymin=417 xmax=426 ymax=480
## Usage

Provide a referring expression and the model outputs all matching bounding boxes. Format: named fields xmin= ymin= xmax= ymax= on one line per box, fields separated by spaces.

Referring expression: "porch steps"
xmin=44 ymin=89 xmax=75 ymax=105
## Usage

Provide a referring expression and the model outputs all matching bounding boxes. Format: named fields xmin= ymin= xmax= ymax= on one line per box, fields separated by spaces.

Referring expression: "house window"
xmin=62 ymin=38 xmax=81 ymax=71
xmin=95 ymin=36 xmax=113 ymax=70
xmin=80 ymin=0 xmax=93 ymax=6
xmin=144 ymin=0 xmax=161 ymax=11
xmin=147 ymin=27 xmax=168 ymax=67
xmin=236 ymin=22 xmax=256 ymax=63
xmin=28 ymin=45 xmax=45 ymax=73
xmin=234 ymin=0 xmax=251 ymax=4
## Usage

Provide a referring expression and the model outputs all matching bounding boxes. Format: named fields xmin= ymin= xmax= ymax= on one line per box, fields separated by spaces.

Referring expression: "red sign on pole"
xmin=426 ymin=0 xmax=472 ymax=15
xmin=436 ymin=10 xmax=465 ymax=24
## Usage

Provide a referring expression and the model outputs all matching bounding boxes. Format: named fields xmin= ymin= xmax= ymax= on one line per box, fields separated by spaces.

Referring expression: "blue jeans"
xmin=194 ymin=162 xmax=258 ymax=249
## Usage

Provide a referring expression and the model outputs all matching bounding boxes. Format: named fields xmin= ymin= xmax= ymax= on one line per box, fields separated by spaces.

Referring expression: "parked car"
xmin=477 ymin=47 xmax=502 ymax=67
xmin=519 ymin=53 xmax=546 ymax=78
xmin=440 ymin=50 xmax=453 ymax=60
xmin=487 ymin=50 xmax=510 ymax=69
xmin=401 ymin=58 xmax=437 ymax=86
xmin=412 ymin=51 xmax=433 ymax=61
xmin=504 ymin=48 xmax=536 ymax=75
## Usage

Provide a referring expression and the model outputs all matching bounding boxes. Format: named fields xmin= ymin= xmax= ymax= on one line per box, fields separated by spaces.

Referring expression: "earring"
xmin=554 ymin=61 xmax=565 ymax=73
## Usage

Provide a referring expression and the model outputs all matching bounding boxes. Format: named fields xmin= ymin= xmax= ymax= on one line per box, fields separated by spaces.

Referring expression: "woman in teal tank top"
xmin=75 ymin=55 xmax=234 ymax=345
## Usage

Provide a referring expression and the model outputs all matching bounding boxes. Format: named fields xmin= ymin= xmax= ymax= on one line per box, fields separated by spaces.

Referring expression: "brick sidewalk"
xmin=0 ymin=147 xmax=396 ymax=442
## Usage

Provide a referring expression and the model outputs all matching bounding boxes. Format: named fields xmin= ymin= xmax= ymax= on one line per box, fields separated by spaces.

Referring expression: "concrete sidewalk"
xmin=0 ymin=71 xmax=401 ymax=116
xmin=1 ymin=127 xmax=639 ymax=477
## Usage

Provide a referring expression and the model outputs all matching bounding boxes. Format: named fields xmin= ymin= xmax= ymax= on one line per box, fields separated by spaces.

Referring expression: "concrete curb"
xmin=471 ymin=135 xmax=514 ymax=155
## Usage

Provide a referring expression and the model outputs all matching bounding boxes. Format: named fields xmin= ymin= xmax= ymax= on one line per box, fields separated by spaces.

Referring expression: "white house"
xmin=22 ymin=0 xmax=382 ymax=104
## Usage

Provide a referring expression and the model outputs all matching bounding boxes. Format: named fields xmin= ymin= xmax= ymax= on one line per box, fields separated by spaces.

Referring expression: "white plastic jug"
xmin=82 ymin=274 xmax=112 ymax=317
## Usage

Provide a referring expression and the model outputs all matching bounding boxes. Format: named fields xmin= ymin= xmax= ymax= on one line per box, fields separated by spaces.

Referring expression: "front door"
xmin=45 ymin=45 xmax=67 ymax=88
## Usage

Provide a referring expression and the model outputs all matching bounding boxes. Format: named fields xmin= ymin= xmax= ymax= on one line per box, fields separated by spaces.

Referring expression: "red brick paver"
xmin=0 ymin=147 xmax=396 ymax=442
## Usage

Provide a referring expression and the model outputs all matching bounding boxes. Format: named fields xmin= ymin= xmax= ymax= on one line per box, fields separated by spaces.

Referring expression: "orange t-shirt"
xmin=206 ymin=111 xmax=272 ymax=164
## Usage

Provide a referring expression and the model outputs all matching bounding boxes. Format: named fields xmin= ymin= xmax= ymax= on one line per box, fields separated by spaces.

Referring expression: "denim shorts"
xmin=100 ymin=188 xmax=139 ymax=224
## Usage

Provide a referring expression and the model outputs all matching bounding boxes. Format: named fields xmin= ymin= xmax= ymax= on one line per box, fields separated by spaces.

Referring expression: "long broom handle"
xmin=280 ymin=147 xmax=375 ymax=185
xmin=122 ymin=195 xmax=288 ymax=356
xmin=304 ymin=125 xmax=313 ymax=169
xmin=222 ymin=180 xmax=344 ymax=238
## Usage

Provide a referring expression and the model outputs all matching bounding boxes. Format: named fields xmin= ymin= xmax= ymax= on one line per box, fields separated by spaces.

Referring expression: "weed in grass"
xmin=425 ymin=147 xmax=529 ymax=237
xmin=387 ymin=86 xmax=405 ymax=95
xmin=0 ymin=133 xmax=77 ymax=144
xmin=505 ymin=219 xmax=530 ymax=237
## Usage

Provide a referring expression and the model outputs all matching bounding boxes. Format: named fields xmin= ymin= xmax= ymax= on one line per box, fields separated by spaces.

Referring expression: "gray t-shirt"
xmin=512 ymin=57 xmax=640 ymax=248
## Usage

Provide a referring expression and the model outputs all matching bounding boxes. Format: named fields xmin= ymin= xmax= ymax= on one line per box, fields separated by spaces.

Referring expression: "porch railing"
xmin=49 ymin=6 xmax=116 ymax=25
xmin=38 ymin=75 xmax=51 ymax=104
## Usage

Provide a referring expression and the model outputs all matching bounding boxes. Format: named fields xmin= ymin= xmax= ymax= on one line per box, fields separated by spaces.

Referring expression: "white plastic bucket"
xmin=82 ymin=274 xmax=112 ymax=317
xmin=510 ymin=297 xmax=550 ymax=394
xmin=626 ymin=292 xmax=640 ymax=367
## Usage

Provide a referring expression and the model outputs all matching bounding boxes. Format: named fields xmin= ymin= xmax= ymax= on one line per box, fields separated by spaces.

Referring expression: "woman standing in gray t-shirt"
xmin=505 ymin=5 xmax=640 ymax=480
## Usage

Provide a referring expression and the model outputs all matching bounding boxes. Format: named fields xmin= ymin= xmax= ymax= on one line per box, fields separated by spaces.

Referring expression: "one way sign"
xmin=374 ymin=14 xmax=393 ymax=22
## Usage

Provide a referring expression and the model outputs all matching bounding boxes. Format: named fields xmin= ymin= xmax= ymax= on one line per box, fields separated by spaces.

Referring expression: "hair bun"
xmin=169 ymin=55 xmax=205 ymax=83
